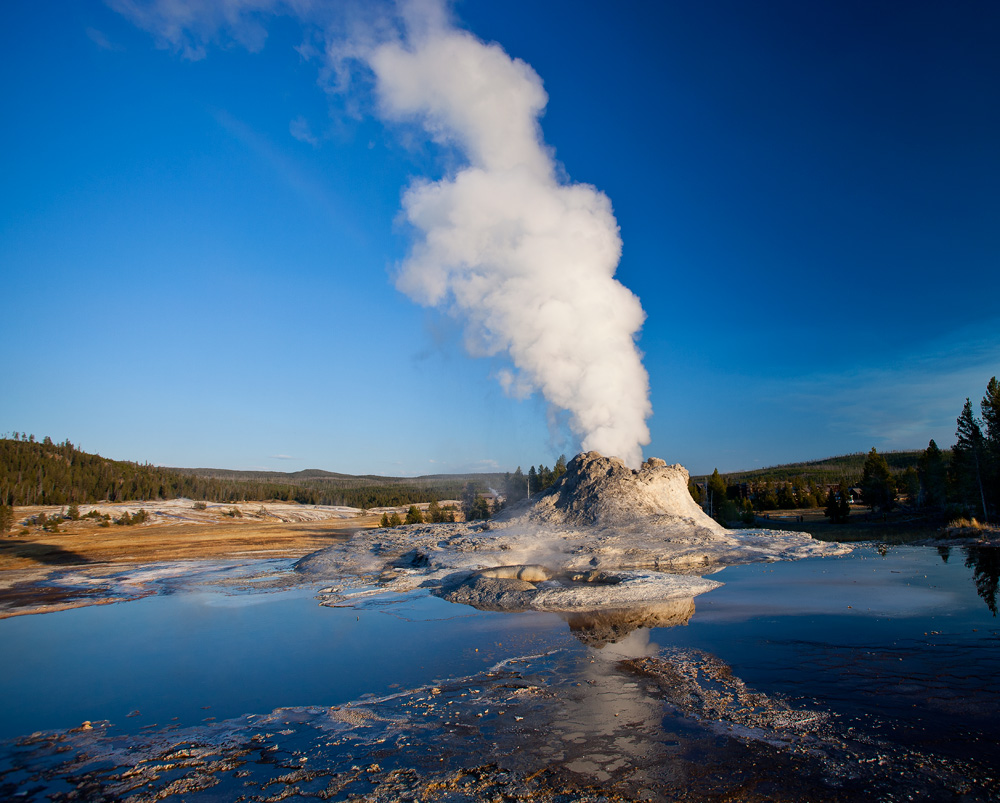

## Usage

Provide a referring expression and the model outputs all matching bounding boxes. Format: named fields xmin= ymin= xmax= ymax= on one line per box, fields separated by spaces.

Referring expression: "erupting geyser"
xmin=112 ymin=0 xmax=654 ymax=466
xmin=367 ymin=7 xmax=652 ymax=466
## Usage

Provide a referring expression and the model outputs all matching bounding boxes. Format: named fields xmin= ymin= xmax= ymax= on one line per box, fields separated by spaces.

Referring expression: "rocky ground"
xmin=5 ymin=640 xmax=991 ymax=803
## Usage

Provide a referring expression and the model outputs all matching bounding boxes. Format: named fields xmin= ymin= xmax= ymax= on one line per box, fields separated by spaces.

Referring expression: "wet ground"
xmin=1 ymin=544 xmax=998 ymax=801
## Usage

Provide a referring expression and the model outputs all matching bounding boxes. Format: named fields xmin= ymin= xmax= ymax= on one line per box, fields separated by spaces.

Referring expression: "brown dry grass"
xmin=0 ymin=515 xmax=380 ymax=572
xmin=947 ymin=516 xmax=985 ymax=531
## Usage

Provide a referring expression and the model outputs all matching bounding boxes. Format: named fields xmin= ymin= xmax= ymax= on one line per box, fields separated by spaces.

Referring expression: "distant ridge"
xmin=0 ymin=437 xmax=505 ymax=508
xmin=691 ymin=449 xmax=948 ymax=485
xmin=169 ymin=466 xmax=506 ymax=487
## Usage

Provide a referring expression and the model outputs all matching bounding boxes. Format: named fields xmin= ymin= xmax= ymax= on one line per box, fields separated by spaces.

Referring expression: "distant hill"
xmin=170 ymin=465 xmax=505 ymax=487
xmin=169 ymin=465 xmax=509 ymax=505
xmin=0 ymin=437 xmax=506 ymax=509
xmin=691 ymin=449 xmax=947 ymax=486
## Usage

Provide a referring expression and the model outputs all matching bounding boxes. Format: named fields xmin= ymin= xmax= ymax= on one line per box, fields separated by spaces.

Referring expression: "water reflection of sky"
xmin=2 ymin=546 xmax=998 ymax=743
xmin=2 ymin=544 xmax=999 ymax=800
xmin=0 ymin=585 xmax=569 ymax=741
xmin=650 ymin=545 xmax=1000 ymax=767
xmin=694 ymin=548 xmax=970 ymax=622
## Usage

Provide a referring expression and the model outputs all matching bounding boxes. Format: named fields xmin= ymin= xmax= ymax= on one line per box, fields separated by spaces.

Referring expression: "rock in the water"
xmin=438 ymin=573 xmax=538 ymax=611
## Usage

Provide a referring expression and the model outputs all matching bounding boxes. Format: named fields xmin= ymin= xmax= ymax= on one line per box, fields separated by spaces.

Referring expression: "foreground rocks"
xmin=12 ymin=644 xmax=984 ymax=803
xmin=297 ymin=452 xmax=848 ymax=616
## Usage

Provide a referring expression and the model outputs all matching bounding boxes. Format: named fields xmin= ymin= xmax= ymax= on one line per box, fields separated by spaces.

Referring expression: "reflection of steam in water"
xmin=544 ymin=628 xmax=664 ymax=784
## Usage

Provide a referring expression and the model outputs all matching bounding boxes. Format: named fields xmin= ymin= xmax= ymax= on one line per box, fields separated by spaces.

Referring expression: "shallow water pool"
xmin=1 ymin=544 xmax=998 ymax=801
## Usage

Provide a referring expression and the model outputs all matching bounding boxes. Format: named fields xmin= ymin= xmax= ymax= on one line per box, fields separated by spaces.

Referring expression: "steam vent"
xmin=297 ymin=451 xmax=848 ymax=643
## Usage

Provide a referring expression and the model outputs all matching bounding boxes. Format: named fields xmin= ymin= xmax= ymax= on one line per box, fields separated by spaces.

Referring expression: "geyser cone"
xmin=503 ymin=451 xmax=725 ymax=533
xmin=300 ymin=450 xmax=848 ymax=620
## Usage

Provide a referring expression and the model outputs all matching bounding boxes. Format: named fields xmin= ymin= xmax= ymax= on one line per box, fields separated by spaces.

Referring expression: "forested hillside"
xmin=689 ymin=376 xmax=999 ymax=525
xmin=694 ymin=451 xmax=930 ymax=486
xmin=0 ymin=436 xmax=503 ymax=509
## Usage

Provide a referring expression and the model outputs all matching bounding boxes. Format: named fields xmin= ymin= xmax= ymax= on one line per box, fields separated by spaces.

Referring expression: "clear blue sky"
xmin=2 ymin=0 xmax=998 ymax=477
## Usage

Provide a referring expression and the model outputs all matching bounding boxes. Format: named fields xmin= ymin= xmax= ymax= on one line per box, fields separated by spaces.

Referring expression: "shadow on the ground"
xmin=0 ymin=539 xmax=94 ymax=566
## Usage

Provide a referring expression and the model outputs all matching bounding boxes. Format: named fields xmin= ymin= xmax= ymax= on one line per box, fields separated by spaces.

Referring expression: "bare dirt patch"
xmin=2 ymin=500 xmax=381 ymax=570
xmin=0 ymin=516 xmax=378 ymax=572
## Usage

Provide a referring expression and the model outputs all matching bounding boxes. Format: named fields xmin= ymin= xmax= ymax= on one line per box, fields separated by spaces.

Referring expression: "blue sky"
xmin=2 ymin=0 xmax=998 ymax=477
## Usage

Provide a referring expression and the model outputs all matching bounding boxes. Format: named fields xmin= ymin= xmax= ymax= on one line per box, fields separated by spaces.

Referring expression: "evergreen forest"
xmin=0 ymin=435 xmax=504 ymax=511
xmin=690 ymin=376 xmax=1000 ymax=526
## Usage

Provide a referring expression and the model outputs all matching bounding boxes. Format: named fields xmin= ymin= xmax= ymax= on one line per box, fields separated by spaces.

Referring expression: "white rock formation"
xmin=517 ymin=453 xmax=722 ymax=530
xmin=297 ymin=452 xmax=849 ymax=614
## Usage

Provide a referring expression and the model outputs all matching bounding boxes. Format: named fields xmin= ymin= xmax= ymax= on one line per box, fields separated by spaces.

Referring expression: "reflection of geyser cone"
xmin=563 ymin=598 xmax=696 ymax=648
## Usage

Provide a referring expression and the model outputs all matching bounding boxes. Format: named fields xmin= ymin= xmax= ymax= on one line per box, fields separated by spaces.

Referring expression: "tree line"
xmin=689 ymin=376 xmax=999 ymax=526
xmin=502 ymin=455 xmax=568 ymax=506
xmin=383 ymin=455 xmax=571 ymax=527
xmin=835 ymin=378 xmax=999 ymax=522
xmin=0 ymin=435 xmax=495 ymax=516
xmin=379 ymin=500 xmax=459 ymax=528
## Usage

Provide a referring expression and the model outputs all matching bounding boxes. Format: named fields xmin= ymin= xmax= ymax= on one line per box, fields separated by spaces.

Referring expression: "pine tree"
xmin=824 ymin=485 xmax=850 ymax=523
xmin=757 ymin=481 xmax=779 ymax=511
xmin=470 ymin=495 xmax=491 ymax=521
xmin=776 ymin=483 xmax=796 ymax=510
xmin=537 ymin=465 xmax=554 ymax=491
xmin=954 ymin=398 xmax=989 ymax=520
xmin=918 ymin=439 xmax=947 ymax=509
xmin=707 ymin=469 xmax=727 ymax=520
xmin=898 ymin=467 xmax=920 ymax=507
xmin=379 ymin=512 xmax=390 ymax=528
xmin=860 ymin=447 xmax=895 ymax=513
xmin=982 ymin=377 xmax=1000 ymax=518
xmin=983 ymin=377 xmax=1000 ymax=453
xmin=505 ymin=467 xmax=527 ymax=504
xmin=687 ymin=478 xmax=703 ymax=505
xmin=461 ymin=483 xmax=478 ymax=519
xmin=405 ymin=505 xmax=424 ymax=525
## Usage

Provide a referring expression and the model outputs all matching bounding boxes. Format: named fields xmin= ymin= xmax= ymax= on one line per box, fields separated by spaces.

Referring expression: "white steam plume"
xmin=367 ymin=5 xmax=652 ymax=466
xmin=110 ymin=0 xmax=653 ymax=466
